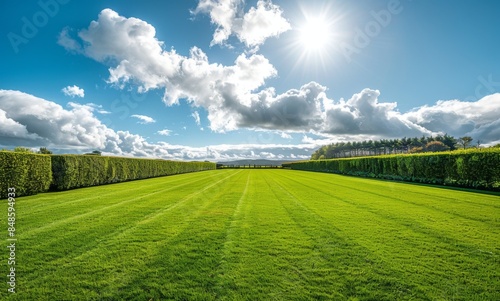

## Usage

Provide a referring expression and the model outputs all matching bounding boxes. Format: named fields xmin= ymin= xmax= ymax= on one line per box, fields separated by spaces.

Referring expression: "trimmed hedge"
xmin=51 ymin=155 xmax=216 ymax=190
xmin=0 ymin=152 xmax=215 ymax=198
xmin=0 ymin=151 xmax=52 ymax=198
xmin=289 ymin=148 xmax=500 ymax=190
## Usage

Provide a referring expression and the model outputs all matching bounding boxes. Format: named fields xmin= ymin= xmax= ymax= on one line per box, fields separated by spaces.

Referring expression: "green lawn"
xmin=1 ymin=169 xmax=499 ymax=300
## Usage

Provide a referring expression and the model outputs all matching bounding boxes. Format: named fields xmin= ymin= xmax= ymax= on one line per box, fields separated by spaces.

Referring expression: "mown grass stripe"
xmin=269 ymin=170 xmax=500 ymax=299
xmin=215 ymin=171 xmax=251 ymax=294
xmin=1 ymin=169 xmax=498 ymax=300
xmin=290 ymin=169 xmax=500 ymax=210
xmin=18 ymin=170 xmax=220 ymax=231
xmin=277 ymin=170 xmax=500 ymax=241
xmin=19 ymin=177 xmax=206 ymax=238
xmin=14 ymin=170 xmax=244 ymax=299
xmin=263 ymin=171 xmax=427 ymax=300
xmin=99 ymin=170 xmax=247 ymax=300
xmin=274 ymin=170 xmax=500 ymax=252
xmin=21 ymin=170 xmax=213 ymax=212
xmin=19 ymin=170 xmax=241 ymax=257
xmin=214 ymin=171 xmax=317 ymax=300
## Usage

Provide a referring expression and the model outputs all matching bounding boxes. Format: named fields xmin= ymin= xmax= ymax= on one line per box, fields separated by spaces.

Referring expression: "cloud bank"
xmin=1 ymin=88 xmax=499 ymax=163
xmin=54 ymin=8 xmax=500 ymax=148
xmin=0 ymin=90 xmax=112 ymax=149
xmin=2 ymin=5 xmax=493 ymax=160
xmin=404 ymin=94 xmax=500 ymax=144
xmin=0 ymin=89 xmax=316 ymax=160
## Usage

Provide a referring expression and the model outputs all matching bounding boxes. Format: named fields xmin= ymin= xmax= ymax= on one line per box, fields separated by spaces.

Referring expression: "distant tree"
xmin=401 ymin=137 xmax=411 ymax=152
xmin=409 ymin=146 xmax=424 ymax=153
xmin=424 ymin=141 xmax=450 ymax=152
xmin=326 ymin=146 xmax=336 ymax=158
xmin=38 ymin=147 xmax=52 ymax=154
xmin=13 ymin=146 xmax=33 ymax=153
xmin=441 ymin=134 xmax=457 ymax=150
xmin=84 ymin=150 xmax=102 ymax=156
xmin=458 ymin=136 xmax=473 ymax=149
xmin=410 ymin=137 xmax=423 ymax=148
xmin=374 ymin=140 xmax=383 ymax=155
xmin=420 ymin=135 xmax=429 ymax=146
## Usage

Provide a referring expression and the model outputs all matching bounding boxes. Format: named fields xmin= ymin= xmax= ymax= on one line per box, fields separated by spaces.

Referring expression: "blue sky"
xmin=1 ymin=0 xmax=499 ymax=160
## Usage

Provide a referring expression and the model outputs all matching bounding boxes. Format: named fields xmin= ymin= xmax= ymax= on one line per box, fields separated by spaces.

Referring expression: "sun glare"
xmin=288 ymin=5 xmax=343 ymax=73
xmin=299 ymin=18 xmax=332 ymax=53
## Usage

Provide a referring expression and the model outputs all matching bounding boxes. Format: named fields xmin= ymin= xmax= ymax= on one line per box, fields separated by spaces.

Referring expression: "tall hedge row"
xmin=50 ymin=155 xmax=216 ymax=190
xmin=289 ymin=148 xmax=500 ymax=190
xmin=0 ymin=151 xmax=52 ymax=198
xmin=0 ymin=152 xmax=215 ymax=198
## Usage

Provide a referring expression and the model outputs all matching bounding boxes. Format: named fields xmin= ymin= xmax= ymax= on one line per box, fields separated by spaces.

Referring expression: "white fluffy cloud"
xmin=280 ymin=132 xmax=292 ymax=139
xmin=0 ymin=89 xmax=315 ymax=160
xmin=154 ymin=141 xmax=313 ymax=161
xmin=323 ymin=88 xmax=434 ymax=137
xmin=157 ymin=129 xmax=172 ymax=136
xmin=0 ymin=90 xmax=167 ymax=158
xmin=404 ymin=93 xmax=500 ymax=145
xmin=2 ymin=88 xmax=499 ymax=161
xmin=0 ymin=90 xmax=115 ymax=149
xmin=239 ymin=0 xmax=291 ymax=46
xmin=233 ymin=82 xmax=325 ymax=130
xmin=58 ymin=9 xmax=183 ymax=93
xmin=191 ymin=111 xmax=201 ymax=126
xmin=56 ymin=9 xmax=324 ymax=133
xmin=56 ymin=9 xmax=500 ymax=147
xmin=131 ymin=114 xmax=156 ymax=124
xmin=193 ymin=0 xmax=239 ymax=46
xmin=192 ymin=0 xmax=290 ymax=47
xmin=0 ymin=108 xmax=39 ymax=142
xmin=59 ymin=9 xmax=278 ymax=132
xmin=68 ymin=102 xmax=110 ymax=114
xmin=62 ymin=85 xmax=85 ymax=98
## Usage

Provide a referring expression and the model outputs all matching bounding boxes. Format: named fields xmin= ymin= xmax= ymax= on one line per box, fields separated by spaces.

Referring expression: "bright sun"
xmin=299 ymin=18 xmax=332 ymax=53
xmin=288 ymin=6 xmax=343 ymax=72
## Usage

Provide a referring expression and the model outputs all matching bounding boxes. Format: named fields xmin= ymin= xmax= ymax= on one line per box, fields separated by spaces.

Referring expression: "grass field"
xmin=2 ymin=169 xmax=499 ymax=300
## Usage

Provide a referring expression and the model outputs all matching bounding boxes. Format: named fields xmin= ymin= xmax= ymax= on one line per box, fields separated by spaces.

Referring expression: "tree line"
xmin=310 ymin=135 xmax=485 ymax=160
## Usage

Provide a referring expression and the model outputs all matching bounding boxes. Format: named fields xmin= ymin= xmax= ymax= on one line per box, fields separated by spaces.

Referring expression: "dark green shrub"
xmin=51 ymin=155 xmax=216 ymax=191
xmin=0 ymin=151 xmax=52 ymax=198
xmin=290 ymin=149 xmax=500 ymax=190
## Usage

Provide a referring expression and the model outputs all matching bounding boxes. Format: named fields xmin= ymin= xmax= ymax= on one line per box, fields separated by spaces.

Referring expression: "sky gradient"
xmin=1 ymin=0 xmax=499 ymax=161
